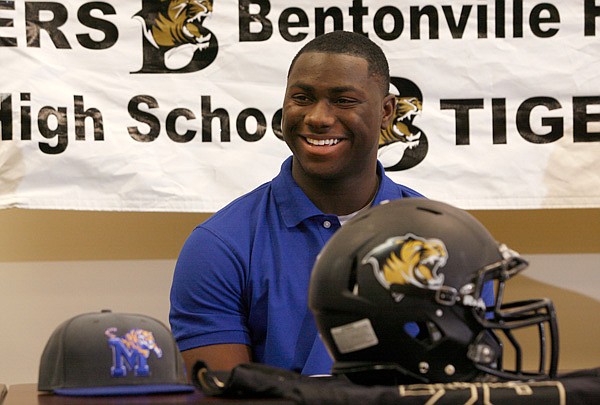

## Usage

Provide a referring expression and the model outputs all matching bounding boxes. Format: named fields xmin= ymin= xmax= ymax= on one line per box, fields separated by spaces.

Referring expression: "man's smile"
xmin=305 ymin=137 xmax=342 ymax=146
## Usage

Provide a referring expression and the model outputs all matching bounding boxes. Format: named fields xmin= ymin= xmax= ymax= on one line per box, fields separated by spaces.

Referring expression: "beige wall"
xmin=1 ymin=208 xmax=599 ymax=262
xmin=0 ymin=208 xmax=599 ymax=385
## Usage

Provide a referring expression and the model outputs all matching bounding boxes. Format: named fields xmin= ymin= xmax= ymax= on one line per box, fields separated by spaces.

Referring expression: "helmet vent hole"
xmin=347 ymin=256 xmax=359 ymax=294
xmin=416 ymin=207 xmax=443 ymax=215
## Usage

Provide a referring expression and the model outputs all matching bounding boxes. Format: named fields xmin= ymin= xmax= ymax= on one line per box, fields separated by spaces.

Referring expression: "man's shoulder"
xmin=201 ymin=158 xmax=296 ymax=231
xmin=206 ymin=182 xmax=272 ymax=221
xmin=380 ymin=174 xmax=424 ymax=199
xmin=395 ymin=183 xmax=423 ymax=198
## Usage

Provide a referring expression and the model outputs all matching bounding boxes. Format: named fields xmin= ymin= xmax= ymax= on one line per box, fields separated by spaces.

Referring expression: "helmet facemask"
xmin=472 ymin=245 xmax=559 ymax=381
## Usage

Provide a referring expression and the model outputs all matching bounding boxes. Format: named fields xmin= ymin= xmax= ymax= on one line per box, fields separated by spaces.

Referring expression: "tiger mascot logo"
xmin=134 ymin=0 xmax=218 ymax=73
xmin=363 ymin=233 xmax=447 ymax=302
xmin=379 ymin=96 xmax=421 ymax=149
xmin=105 ymin=327 xmax=163 ymax=377
xmin=378 ymin=77 xmax=428 ymax=171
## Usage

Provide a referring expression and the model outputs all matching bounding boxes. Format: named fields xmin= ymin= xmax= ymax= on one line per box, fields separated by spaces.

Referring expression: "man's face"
xmin=282 ymin=52 xmax=395 ymax=183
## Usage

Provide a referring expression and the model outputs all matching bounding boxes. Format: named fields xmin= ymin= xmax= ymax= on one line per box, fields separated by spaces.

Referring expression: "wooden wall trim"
xmin=1 ymin=208 xmax=598 ymax=261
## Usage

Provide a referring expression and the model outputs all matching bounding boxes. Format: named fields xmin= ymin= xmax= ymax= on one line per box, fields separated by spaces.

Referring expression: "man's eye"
xmin=292 ymin=94 xmax=311 ymax=103
xmin=335 ymin=98 xmax=357 ymax=105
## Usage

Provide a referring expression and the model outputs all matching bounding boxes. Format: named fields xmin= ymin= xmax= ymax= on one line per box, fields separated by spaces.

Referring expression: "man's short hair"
xmin=288 ymin=31 xmax=391 ymax=95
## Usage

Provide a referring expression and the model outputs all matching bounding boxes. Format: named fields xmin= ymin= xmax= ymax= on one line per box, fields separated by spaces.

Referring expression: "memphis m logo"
xmin=105 ymin=327 xmax=163 ymax=377
xmin=133 ymin=0 xmax=218 ymax=73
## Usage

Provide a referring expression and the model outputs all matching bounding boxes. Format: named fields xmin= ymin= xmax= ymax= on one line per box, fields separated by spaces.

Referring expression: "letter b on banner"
xmin=133 ymin=0 xmax=218 ymax=73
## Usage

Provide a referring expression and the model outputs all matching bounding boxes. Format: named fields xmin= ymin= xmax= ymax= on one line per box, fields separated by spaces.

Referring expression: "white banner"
xmin=1 ymin=0 xmax=599 ymax=211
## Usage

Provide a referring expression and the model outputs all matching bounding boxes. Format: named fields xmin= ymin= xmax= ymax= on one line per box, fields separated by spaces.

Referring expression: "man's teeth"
xmin=306 ymin=138 xmax=340 ymax=146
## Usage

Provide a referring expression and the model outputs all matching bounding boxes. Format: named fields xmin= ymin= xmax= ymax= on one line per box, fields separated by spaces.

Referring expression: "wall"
xmin=0 ymin=208 xmax=599 ymax=385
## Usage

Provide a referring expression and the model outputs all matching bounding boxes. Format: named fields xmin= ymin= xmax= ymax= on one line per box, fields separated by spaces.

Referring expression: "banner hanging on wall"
xmin=1 ymin=0 xmax=600 ymax=212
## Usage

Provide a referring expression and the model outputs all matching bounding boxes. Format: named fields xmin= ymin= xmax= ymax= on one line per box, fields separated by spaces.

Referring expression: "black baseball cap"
xmin=38 ymin=310 xmax=194 ymax=396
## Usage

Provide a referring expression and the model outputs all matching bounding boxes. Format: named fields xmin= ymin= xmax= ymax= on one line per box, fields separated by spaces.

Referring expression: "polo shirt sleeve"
xmin=169 ymin=225 xmax=250 ymax=351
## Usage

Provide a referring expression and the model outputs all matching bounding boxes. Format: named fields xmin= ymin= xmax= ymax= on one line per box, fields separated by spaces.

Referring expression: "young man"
xmin=169 ymin=31 xmax=423 ymax=378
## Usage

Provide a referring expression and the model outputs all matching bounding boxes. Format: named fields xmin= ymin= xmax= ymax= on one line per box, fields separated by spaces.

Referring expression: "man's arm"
xmin=182 ymin=343 xmax=252 ymax=380
xmin=171 ymin=226 xmax=253 ymax=379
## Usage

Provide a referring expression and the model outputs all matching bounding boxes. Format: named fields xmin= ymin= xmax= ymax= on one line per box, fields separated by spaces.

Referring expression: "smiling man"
xmin=283 ymin=47 xmax=394 ymax=216
xmin=169 ymin=31 xmax=423 ymax=379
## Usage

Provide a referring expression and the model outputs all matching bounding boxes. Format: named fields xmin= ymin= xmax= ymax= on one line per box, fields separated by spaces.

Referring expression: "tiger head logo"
xmin=105 ymin=327 xmax=163 ymax=359
xmin=378 ymin=77 xmax=428 ymax=171
xmin=363 ymin=233 xmax=448 ymax=302
xmin=124 ymin=328 xmax=163 ymax=358
xmin=379 ymin=96 xmax=422 ymax=148
xmin=105 ymin=327 xmax=163 ymax=377
xmin=134 ymin=0 xmax=218 ymax=72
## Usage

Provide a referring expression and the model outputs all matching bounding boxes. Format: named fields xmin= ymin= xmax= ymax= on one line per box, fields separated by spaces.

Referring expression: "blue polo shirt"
xmin=169 ymin=156 xmax=423 ymax=375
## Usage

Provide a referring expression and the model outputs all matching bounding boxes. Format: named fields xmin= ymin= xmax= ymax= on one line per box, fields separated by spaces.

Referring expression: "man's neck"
xmin=293 ymin=169 xmax=380 ymax=216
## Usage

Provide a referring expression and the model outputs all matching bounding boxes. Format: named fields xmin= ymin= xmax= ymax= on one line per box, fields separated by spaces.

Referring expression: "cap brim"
xmin=53 ymin=384 xmax=195 ymax=396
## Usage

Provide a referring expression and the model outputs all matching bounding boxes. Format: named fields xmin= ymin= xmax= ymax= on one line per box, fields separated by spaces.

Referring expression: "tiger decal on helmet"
xmin=363 ymin=233 xmax=447 ymax=302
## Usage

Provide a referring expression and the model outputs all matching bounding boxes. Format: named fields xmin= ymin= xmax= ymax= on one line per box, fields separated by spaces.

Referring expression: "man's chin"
xmin=299 ymin=163 xmax=350 ymax=184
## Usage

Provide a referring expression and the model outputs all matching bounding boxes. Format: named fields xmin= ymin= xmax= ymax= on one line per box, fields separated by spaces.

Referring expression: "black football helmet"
xmin=309 ymin=198 xmax=558 ymax=385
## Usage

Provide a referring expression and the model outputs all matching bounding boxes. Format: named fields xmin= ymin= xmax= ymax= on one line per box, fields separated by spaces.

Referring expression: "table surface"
xmin=2 ymin=384 xmax=293 ymax=405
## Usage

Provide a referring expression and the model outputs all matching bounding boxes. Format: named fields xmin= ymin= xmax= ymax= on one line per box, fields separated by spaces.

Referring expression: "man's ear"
xmin=381 ymin=93 xmax=396 ymax=129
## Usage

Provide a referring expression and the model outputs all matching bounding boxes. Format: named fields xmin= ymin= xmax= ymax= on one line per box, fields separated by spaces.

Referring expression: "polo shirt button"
xmin=323 ymin=220 xmax=332 ymax=229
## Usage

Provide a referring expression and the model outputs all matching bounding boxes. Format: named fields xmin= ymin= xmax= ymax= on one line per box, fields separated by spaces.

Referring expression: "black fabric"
xmin=193 ymin=362 xmax=600 ymax=405
xmin=560 ymin=367 xmax=600 ymax=403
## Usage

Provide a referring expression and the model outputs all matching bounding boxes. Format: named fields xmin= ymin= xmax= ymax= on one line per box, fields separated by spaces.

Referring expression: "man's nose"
xmin=304 ymin=100 xmax=335 ymax=131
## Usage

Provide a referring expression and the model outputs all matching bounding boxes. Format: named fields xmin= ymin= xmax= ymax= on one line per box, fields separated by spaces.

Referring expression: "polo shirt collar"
xmin=272 ymin=157 xmax=394 ymax=228
xmin=373 ymin=162 xmax=400 ymax=205
xmin=272 ymin=157 xmax=324 ymax=228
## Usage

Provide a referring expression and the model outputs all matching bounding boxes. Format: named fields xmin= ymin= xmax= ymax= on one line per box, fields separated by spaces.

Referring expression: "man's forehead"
xmin=286 ymin=52 xmax=384 ymax=93
xmin=288 ymin=52 xmax=369 ymax=79
xmin=291 ymin=51 xmax=368 ymax=68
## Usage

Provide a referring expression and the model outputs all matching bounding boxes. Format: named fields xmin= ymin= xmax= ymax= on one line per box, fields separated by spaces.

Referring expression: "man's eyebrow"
xmin=329 ymin=86 xmax=361 ymax=94
xmin=288 ymin=82 xmax=315 ymax=92
xmin=288 ymin=83 xmax=361 ymax=94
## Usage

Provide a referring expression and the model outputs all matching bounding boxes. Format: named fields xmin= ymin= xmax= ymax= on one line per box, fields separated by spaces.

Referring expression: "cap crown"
xmin=38 ymin=311 xmax=192 ymax=396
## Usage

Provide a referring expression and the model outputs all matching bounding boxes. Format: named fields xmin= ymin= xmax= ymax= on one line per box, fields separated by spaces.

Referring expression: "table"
xmin=3 ymin=384 xmax=293 ymax=404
